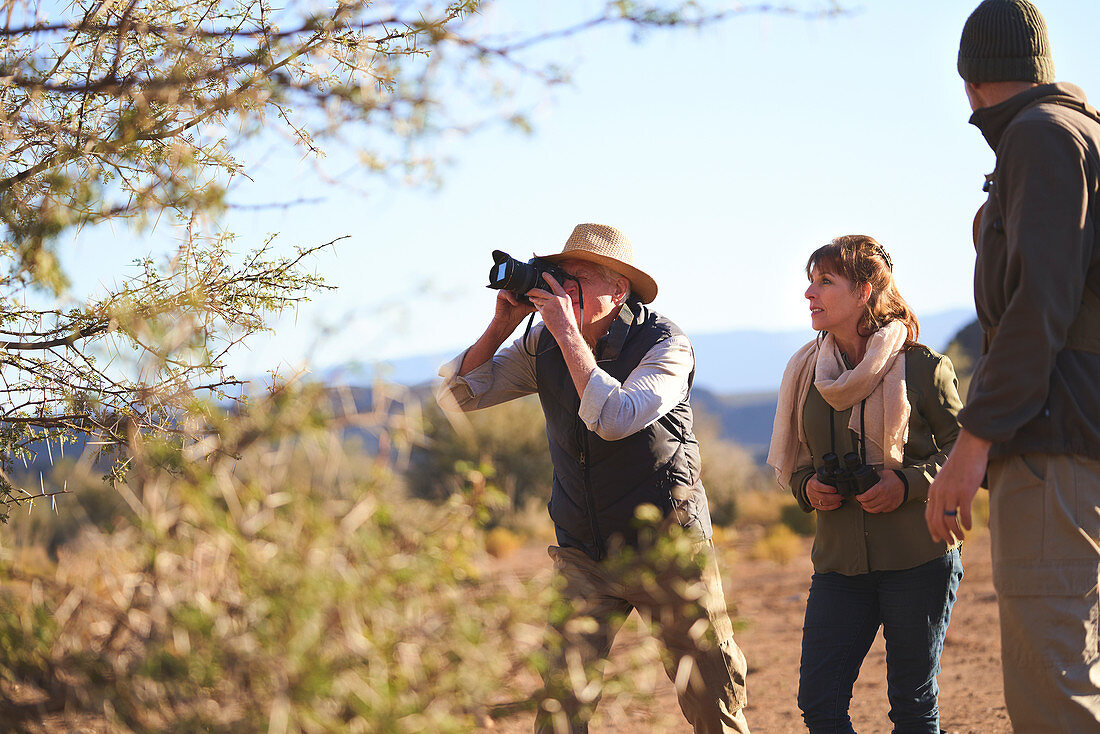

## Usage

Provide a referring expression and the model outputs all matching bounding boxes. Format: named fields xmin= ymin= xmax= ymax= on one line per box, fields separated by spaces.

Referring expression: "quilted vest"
xmin=535 ymin=300 xmax=712 ymax=561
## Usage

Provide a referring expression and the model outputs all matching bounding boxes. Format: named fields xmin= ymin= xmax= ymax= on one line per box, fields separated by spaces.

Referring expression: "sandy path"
xmin=484 ymin=528 xmax=1009 ymax=733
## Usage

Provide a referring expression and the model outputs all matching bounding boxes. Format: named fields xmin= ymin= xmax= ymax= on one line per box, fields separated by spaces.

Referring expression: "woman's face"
xmin=804 ymin=264 xmax=868 ymax=335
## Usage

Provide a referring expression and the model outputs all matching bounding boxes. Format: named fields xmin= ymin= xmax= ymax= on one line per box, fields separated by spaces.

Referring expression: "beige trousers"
xmin=533 ymin=541 xmax=749 ymax=734
xmin=989 ymin=454 xmax=1100 ymax=732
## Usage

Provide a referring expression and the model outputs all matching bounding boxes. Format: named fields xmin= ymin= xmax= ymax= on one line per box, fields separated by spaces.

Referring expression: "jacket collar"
xmin=594 ymin=298 xmax=643 ymax=363
xmin=969 ymin=82 xmax=1088 ymax=151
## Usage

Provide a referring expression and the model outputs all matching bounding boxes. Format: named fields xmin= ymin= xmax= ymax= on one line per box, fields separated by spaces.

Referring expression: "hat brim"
xmin=533 ymin=250 xmax=658 ymax=304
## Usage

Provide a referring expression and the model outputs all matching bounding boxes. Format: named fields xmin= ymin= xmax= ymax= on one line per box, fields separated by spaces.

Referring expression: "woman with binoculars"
xmin=767 ymin=235 xmax=965 ymax=734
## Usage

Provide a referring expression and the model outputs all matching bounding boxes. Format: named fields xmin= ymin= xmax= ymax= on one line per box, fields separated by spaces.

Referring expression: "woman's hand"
xmin=806 ymin=476 xmax=843 ymax=511
xmin=856 ymin=470 xmax=906 ymax=514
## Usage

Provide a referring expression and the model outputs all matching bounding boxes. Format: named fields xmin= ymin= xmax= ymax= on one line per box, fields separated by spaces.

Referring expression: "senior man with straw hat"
xmin=438 ymin=223 xmax=750 ymax=733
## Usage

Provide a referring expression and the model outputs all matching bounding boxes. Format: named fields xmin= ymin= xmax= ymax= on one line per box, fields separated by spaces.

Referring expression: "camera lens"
xmin=488 ymin=250 xmax=566 ymax=298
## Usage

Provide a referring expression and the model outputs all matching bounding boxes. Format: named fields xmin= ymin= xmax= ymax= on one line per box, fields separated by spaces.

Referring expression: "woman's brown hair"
xmin=806 ymin=234 xmax=920 ymax=347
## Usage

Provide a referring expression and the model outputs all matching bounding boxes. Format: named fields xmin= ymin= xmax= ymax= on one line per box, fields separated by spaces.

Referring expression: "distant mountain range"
xmin=18 ymin=310 xmax=978 ymax=483
xmin=327 ymin=306 xmax=976 ymax=394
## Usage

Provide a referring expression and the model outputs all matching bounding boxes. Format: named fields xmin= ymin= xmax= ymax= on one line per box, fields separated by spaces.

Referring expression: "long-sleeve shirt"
xmin=437 ymin=322 xmax=694 ymax=442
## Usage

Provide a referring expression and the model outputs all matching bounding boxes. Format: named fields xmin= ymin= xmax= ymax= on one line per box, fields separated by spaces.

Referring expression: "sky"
xmin=63 ymin=0 xmax=1100 ymax=380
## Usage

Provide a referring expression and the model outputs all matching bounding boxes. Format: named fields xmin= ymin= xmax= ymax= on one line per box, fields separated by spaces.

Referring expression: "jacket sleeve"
xmin=899 ymin=354 xmax=963 ymax=502
xmin=790 ymin=466 xmax=815 ymax=513
xmin=577 ymin=334 xmax=693 ymax=441
xmin=436 ymin=328 xmax=539 ymax=412
xmin=959 ymin=118 xmax=1094 ymax=443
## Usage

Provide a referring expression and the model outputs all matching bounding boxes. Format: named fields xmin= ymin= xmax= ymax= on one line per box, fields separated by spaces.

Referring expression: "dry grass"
xmin=735 ymin=489 xmax=786 ymax=527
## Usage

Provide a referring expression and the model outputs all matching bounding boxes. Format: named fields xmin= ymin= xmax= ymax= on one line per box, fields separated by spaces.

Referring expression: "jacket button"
xmin=993 ymin=219 xmax=1004 ymax=233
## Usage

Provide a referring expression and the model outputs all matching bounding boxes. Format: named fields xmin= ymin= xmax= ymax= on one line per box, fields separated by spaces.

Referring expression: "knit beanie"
xmin=958 ymin=0 xmax=1054 ymax=83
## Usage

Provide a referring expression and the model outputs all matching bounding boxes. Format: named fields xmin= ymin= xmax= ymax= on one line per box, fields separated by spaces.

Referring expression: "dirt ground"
xmin=484 ymin=527 xmax=1009 ymax=734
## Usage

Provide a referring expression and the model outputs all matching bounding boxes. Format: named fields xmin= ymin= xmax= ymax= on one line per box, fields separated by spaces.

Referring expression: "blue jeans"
xmin=797 ymin=549 xmax=963 ymax=734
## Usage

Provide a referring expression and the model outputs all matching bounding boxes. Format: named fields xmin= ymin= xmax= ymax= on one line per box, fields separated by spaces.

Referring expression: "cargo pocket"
xmin=989 ymin=454 xmax=1048 ymax=570
xmin=990 ymin=455 xmax=1100 ymax=665
xmin=669 ymin=484 xmax=707 ymax=538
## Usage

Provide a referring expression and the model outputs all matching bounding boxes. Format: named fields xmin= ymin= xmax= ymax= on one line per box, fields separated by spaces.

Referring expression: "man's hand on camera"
xmin=527 ymin=273 xmax=581 ymax=344
xmin=528 ymin=273 xmax=597 ymax=399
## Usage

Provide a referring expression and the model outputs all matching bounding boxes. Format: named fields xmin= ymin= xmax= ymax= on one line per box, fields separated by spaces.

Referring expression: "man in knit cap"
xmin=926 ymin=0 xmax=1100 ymax=728
xmin=437 ymin=223 xmax=749 ymax=733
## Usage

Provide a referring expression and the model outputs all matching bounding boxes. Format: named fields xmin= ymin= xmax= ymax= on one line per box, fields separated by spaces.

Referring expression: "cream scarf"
xmin=767 ymin=321 xmax=909 ymax=488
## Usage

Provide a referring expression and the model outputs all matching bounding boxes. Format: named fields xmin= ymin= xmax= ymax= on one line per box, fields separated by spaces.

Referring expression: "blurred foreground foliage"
xmin=0 ymin=382 xmax=760 ymax=732
xmin=409 ymin=395 xmax=553 ymax=527
xmin=0 ymin=385 xmax=557 ymax=732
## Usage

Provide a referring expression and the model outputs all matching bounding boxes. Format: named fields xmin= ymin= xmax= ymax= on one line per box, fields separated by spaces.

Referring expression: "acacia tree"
xmin=0 ymin=1 xmax=851 ymax=728
xmin=0 ymin=0 xmax=844 ymax=512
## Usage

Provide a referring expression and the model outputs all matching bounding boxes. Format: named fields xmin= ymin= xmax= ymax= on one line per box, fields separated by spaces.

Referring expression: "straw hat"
xmin=535 ymin=223 xmax=659 ymax=304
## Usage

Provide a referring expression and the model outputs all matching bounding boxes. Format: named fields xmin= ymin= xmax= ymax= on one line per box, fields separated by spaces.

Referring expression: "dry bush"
xmin=695 ymin=413 xmax=772 ymax=528
xmin=505 ymin=497 xmax=557 ymax=545
xmin=409 ymin=396 xmax=553 ymax=522
xmin=733 ymin=489 xmax=786 ymax=528
xmin=780 ymin=502 xmax=817 ymax=537
xmin=750 ymin=524 xmax=804 ymax=565
xmin=485 ymin=527 xmax=523 ymax=559
xmin=7 ymin=455 xmax=132 ymax=558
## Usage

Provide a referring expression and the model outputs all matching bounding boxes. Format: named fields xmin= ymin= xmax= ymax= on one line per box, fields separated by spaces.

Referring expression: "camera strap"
xmin=859 ymin=399 xmax=868 ymax=465
xmin=826 ymin=397 xmax=869 ymax=462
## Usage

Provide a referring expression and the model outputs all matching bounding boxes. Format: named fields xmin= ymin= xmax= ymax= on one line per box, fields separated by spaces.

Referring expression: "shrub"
xmin=694 ymin=412 xmax=772 ymax=528
xmin=409 ymin=396 xmax=553 ymax=517
xmin=780 ymin=502 xmax=816 ymax=537
xmin=485 ymin=526 xmax=523 ymax=559
xmin=751 ymin=524 xmax=804 ymax=565
xmin=732 ymin=489 xmax=784 ymax=527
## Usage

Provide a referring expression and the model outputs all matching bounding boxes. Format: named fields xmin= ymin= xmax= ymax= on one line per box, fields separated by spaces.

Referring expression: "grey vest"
xmin=535 ymin=300 xmax=712 ymax=561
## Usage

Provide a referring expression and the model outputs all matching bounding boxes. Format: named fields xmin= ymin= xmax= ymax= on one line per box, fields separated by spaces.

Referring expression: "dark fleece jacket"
xmin=962 ymin=82 xmax=1100 ymax=460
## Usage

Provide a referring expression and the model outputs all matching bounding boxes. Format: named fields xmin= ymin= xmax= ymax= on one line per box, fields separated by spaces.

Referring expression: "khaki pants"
xmin=989 ymin=454 xmax=1100 ymax=732
xmin=534 ymin=541 xmax=749 ymax=734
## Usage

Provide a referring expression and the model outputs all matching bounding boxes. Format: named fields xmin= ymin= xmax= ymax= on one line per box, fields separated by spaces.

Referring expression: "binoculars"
xmin=816 ymin=451 xmax=880 ymax=499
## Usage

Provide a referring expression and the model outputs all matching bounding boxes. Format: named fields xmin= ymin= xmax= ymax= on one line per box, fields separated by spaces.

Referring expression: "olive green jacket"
xmin=788 ymin=344 xmax=963 ymax=575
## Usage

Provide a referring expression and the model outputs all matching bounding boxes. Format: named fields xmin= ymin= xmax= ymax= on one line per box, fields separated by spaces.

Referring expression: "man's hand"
xmin=526 ymin=273 xmax=581 ymax=344
xmin=925 ymin=429 xmax=992 ymax=543
xmin=492 ymin=289 xmax=535 ymax=333
xmin=527 ymin=273 xmax=596 ymax=399
xmin=856 ymin=470 xmax=906 ymax=514
xmin=806 ymin=476 xmax=843 ymax=511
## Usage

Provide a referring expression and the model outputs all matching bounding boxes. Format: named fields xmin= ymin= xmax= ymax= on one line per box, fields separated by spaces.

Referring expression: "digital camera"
xmin=486 ymin=250 xmax=575 ymax=304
